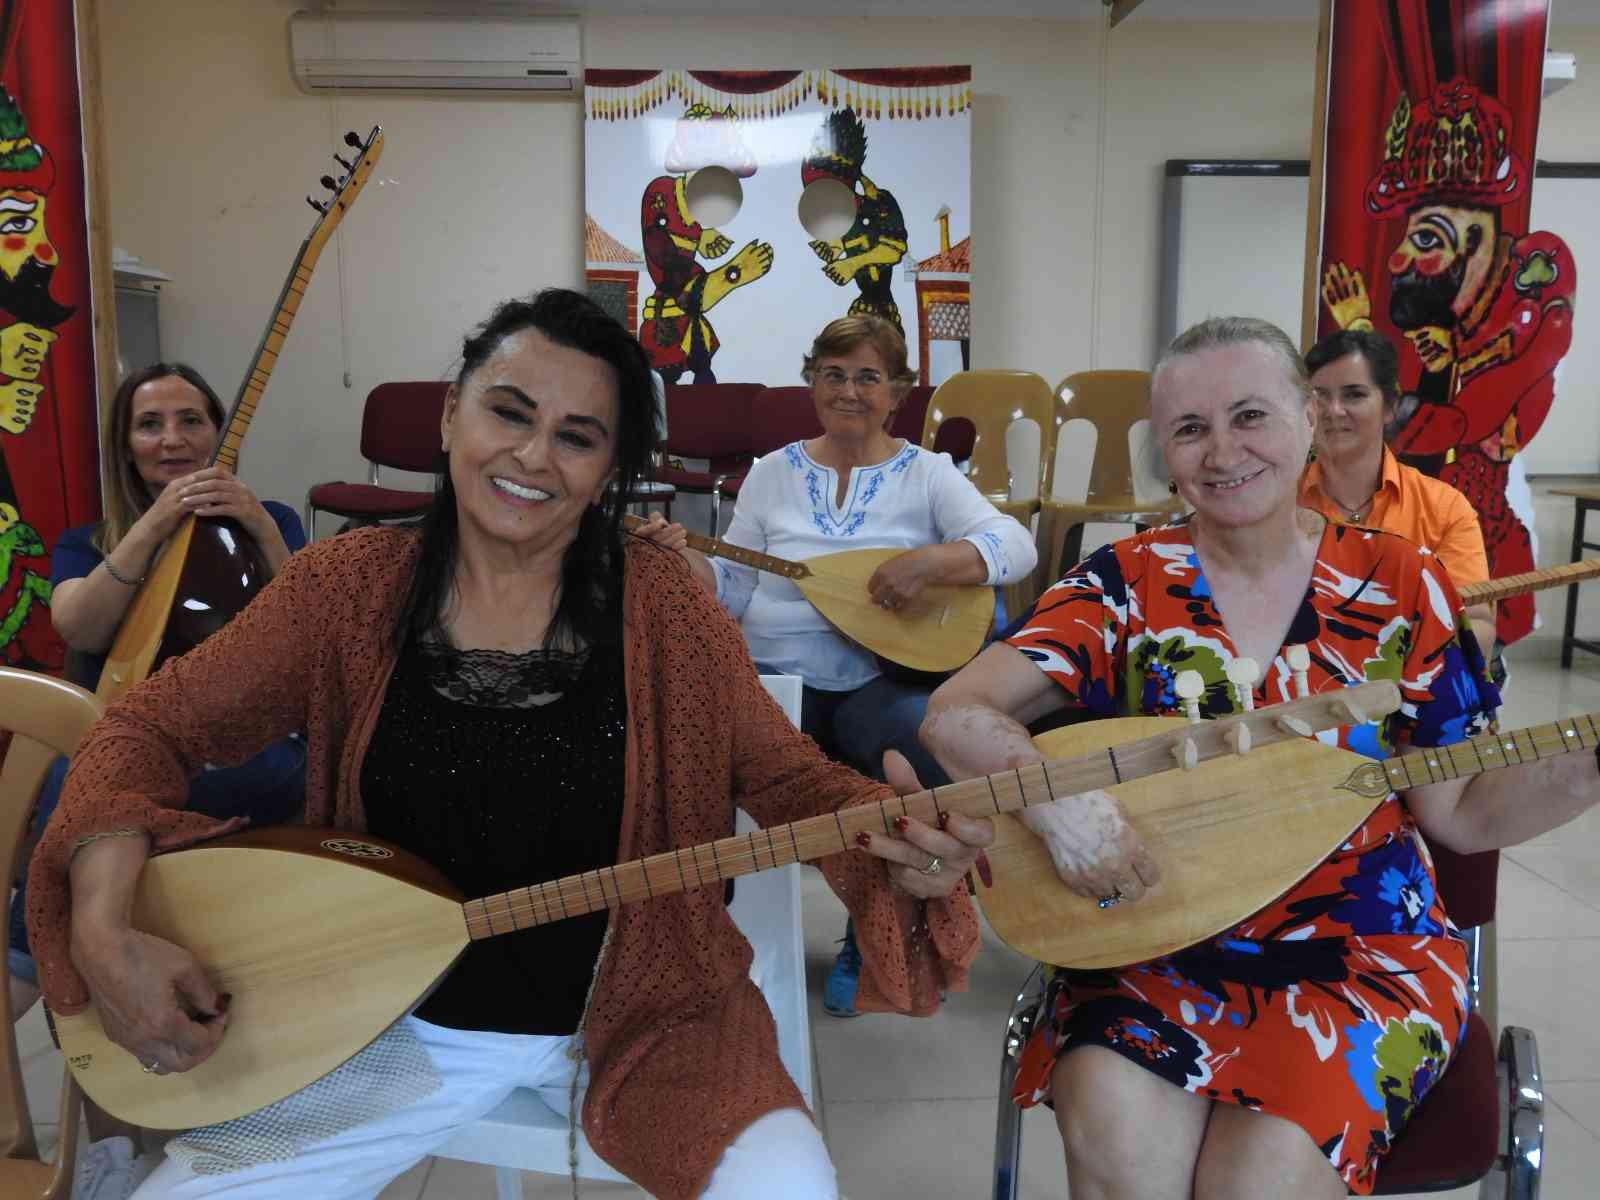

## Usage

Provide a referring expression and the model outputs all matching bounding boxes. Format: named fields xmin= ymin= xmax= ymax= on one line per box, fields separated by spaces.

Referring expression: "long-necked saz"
xmin=95 ymin=128 xmax=384 ymax=703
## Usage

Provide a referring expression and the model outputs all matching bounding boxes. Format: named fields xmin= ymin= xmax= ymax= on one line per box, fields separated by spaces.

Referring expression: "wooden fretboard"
xmin=621 ymin=513 xmax=809 ymax=579
xmin=459 ymin=679 xmax=1418 ymax=939
xmin=1460 ymin=559 xmax=1600 ymax=607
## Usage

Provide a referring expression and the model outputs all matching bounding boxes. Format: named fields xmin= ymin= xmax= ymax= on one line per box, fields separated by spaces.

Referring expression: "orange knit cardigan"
xmin=27 ymin=527 xmax=979 ymax=1197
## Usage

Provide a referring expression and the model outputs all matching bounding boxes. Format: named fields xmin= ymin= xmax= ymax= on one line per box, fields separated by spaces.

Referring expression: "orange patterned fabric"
xmin=27 ymin=528 xmax=979 ymax=1198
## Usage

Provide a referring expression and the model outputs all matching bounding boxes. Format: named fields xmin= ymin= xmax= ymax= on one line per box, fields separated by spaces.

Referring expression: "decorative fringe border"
xmin=585 ymin=70 xmax=972 ymax=122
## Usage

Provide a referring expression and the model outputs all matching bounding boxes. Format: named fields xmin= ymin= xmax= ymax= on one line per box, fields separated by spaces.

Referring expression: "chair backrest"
xmin=1428 ymin=843 xmax=1499 ymax=931
xmin=1050 ymin=371 xmax=1153 ymax=507
xmin=747 ymin=387 xmax=822 ymax=457
xmin=661 ymin=383 xmax=762 ymax=461
xmin=922 ymin=371 xmax=1054 ymax=502
xmin=889 ymin=385 xmax=935 ymax=443
xmin=0 ymin=668 xmax=98 ymax=1179
xmin=358 ymin=382 xmax=451 ymax=475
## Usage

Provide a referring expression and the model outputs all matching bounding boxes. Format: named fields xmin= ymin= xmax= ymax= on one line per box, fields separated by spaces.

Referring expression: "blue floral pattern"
xmin=1008 ymin=520 xmax=1498 ymax=1194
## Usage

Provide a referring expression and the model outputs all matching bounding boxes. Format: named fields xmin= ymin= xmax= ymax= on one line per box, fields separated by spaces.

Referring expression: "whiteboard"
xmin=1160 ymin=160 xmax=1597 ymax=476
xmin=1159 ymin=161 xmax=1309 ymax=359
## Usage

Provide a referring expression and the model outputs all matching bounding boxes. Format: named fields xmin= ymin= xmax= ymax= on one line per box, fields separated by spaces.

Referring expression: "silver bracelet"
xmin=102 ymin=556 xmax=144 ymax=587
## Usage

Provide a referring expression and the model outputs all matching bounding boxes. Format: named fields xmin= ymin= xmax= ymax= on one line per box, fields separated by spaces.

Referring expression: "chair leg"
xmin=1481 ymin=1026 xmax=1542 ymax=1200
xmin=494 ymin=1166 xmax=522 ymax=1200
xmin=993 ymin=967 xmax=1043 ymax=1200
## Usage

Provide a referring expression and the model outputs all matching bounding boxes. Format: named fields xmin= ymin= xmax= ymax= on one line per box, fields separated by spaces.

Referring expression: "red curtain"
xmin=0 ymin=0 xmax=101 ymax=673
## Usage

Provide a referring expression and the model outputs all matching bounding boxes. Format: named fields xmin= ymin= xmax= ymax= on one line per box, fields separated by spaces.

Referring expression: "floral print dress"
xmin=1005 ymin=519 xmax=1498 ymax=1193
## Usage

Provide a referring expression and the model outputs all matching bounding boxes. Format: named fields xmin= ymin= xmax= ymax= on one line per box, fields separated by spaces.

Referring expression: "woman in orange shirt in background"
xmin=1299 ymin=329 xmax=1496 ymax=654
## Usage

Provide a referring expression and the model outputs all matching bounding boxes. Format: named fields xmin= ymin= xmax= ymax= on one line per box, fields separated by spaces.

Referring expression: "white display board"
xmin=1159 ymin=161 xmax=1308 ymax=359
xmin=1160 ymin=159 xmax=1595 ymax=476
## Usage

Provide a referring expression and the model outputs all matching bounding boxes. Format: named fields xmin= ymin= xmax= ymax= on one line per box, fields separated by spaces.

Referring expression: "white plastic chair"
xmin=433 ymin=674 xmax=815 ymax=1196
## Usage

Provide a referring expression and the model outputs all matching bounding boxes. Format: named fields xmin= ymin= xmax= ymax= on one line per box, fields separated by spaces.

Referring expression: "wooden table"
xmin=1550 ymin=486 xmax=1600 ymax=667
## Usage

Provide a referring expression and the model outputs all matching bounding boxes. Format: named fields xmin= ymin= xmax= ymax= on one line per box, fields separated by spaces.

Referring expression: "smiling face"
xmin=441 ymin=328 xmax=618 ymax=560
xmin=127 ymin=375 xmax=221 ymax=494
xmin=811 ymin=340 xmax=898 ymax=442
xmin=1311 ymin=352 xmax=1391 ymax=464
xmin=1153 ymin=342 xmax=1315 ymax=530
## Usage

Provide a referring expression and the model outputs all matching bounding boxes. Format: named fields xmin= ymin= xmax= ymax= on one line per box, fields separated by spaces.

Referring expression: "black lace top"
xmin=361 ymin=632 xmax=626 ymax=1035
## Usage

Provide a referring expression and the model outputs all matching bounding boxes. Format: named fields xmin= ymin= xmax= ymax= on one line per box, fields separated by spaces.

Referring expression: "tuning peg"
xmin=1285 ymin=644 xmax=1311 ymax=699
xmin=1173 ymin=670 xmax=1204 ymax=724
xmin=306 ymin=196 xmax=326 ymax=213
xmin=344 ymin=130 xmax=363 ymax=147
xmin=1170 ymin=736 xmax=1198 ymax=770
xmin=1275 ymin=714 xmax=1313 ymax=737
xmin=1225 ymin=722 xmax=1252 ymax=756
xmin=1332 ymin=696 xmax=1368 ymax=726
xmin=320 ymin=175 xmax=338 ymax=191
xmin=1225 ymin=658 xmax=1260 ymax=712
xmin=334 ymin=153 xmax=355 ymax=171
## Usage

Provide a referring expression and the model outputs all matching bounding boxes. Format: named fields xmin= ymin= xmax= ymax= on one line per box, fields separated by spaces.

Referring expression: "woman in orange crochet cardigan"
xmin=26 ymin=288 xmax=990 ymax=1199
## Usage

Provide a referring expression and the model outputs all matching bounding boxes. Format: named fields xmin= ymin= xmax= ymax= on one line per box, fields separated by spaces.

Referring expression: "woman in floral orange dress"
xmin=920 ymin=317 xmax=1600 ymax=1198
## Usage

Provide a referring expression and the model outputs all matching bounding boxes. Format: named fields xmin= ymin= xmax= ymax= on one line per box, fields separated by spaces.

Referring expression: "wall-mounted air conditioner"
xmin=288 ymin=11 xmax=581 ymax=94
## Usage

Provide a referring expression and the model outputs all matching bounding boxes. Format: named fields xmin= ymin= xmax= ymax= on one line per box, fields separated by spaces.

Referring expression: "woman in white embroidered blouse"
xmin=644 ymin=315 xmax=1035 ymax=781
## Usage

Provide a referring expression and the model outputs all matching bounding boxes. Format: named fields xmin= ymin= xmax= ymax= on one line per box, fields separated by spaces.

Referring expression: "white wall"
xmin=97 ymin=2 xmax=1600 ymax=542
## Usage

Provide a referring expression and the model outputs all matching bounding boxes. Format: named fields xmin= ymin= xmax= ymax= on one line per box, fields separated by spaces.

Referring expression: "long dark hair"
xmin=394 ymin=288 xmax=660 ymax=651
xmin=96 ymin=362 xmax=228 ymax=555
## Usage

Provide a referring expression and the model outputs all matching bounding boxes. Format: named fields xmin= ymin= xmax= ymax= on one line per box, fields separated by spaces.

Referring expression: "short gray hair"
xmin=1153 ymin=316 xmax=1310 ymax=404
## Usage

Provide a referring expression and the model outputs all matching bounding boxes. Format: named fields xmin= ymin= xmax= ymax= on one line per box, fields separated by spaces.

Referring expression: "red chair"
xmin=304 ymin=382 xmax=448 ymax=539
xmin=718 ymin=385 xmax=971 ymax=509
xmin=655 ymin=383 xmax=762 ymax=533
xmin=991 ymin=842 xmax=1542 ymax=1198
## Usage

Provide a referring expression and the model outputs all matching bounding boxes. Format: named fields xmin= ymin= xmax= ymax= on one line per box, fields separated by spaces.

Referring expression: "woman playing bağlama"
xmin=26 ymin=289 xmax=991 ymax=1200
xmin=7 ymin=363 xmax=306 ymax=1019
xmin=641 ymin=313 xmax=1034 ymax=1014
xmin=1300 ymin=328 xmax=1496 ymax=654
xmin=919 ymin=316 xmax=1600 ymax=1197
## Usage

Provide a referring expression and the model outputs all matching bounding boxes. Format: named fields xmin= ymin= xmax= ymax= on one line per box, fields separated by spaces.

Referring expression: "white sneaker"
xmin=71 ymin=1135 xmax=138 ymax=1200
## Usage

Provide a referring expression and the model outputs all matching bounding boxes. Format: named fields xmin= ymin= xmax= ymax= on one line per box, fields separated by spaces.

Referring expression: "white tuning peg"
xmin=1284 ymin=644 xmax=1311 ymax=699
xmin=1170 ymin=736 xmax=1198 ymax=770
xmin=1275 ymin=714 xmax=1314 ymax=737
xmin=1225 ymin=658 xmax=1260 ymax=712
xmin=1173 ymin=670 xmax=1205 ymax=724
xmin=1225 ymin=722 xmax=1252 ymax=755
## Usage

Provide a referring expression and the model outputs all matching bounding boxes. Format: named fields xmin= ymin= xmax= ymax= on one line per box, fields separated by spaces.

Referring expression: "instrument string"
xmin=462 ymin=681 xmax=1411 ymax=939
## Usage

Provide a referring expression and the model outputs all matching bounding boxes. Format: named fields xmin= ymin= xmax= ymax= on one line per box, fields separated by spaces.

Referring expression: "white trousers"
xmin=132 ymin=1017 xmax=837 ymax=1199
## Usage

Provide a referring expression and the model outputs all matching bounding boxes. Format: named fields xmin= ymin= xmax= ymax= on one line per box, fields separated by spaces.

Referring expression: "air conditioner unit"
xmin=288 ymin=11 xmax=581 ymax=93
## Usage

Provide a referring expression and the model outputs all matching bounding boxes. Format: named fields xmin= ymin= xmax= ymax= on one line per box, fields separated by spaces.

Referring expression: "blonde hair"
xmin=801 ymin=315 xmax=917 ymax=400
xmin=1154 ymin=316 xmax=1310 ymax=404
xmin=95 ymin=363 xmax=226 ymax=555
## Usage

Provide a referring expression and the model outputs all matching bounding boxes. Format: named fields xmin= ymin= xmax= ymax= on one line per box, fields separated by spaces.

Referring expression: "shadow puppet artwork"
xmin=0 ymin=0 xmax=99 ymax=674
xmin=585 ymin=68 xmax=971 ymax=387
xmin=1315 ymin=0 xmax=1574 ymax=647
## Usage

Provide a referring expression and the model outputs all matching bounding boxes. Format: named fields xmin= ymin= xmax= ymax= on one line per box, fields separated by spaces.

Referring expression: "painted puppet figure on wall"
xmin=1316 ymin=0 xmax=1573 ymax=649
xmin=585 ymin=68 xmax=971 ymax=388
xmin=638 ymin=104 xmax=773 ymax=383
xmin=803 ymin=107 xmax=909 ymax=337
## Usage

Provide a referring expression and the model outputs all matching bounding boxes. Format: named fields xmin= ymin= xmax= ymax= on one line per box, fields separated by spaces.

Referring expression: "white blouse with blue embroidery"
xmin=711 ymin=439 xmax=1037 ymax=691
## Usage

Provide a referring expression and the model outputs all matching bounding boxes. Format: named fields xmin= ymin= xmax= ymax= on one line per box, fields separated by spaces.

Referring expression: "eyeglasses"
xmin=816 ymin=367 xmax=885 ymax=391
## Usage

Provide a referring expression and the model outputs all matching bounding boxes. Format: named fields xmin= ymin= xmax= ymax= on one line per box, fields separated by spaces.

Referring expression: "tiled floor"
xmin=15 ymin=656 xmax=1600 ymax=1198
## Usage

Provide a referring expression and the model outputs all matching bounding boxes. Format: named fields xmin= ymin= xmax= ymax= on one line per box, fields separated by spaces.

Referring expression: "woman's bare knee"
xmin=1051 ymin=1047 xmax=1209 ymax=1200
xmin=1194 ymin=1103 xmax=1343 ymax=1200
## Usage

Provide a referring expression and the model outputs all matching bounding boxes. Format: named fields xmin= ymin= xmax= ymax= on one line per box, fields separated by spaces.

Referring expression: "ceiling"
xmin=487 ymin=0 xmax=1597 ymax=26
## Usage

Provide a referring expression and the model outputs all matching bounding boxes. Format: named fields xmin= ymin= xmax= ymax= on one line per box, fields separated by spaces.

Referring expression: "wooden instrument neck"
xmin=460 ymin=678 xmax=1415 ymax=940
xmin=620 ymin=514 xmax=809 ymax=579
